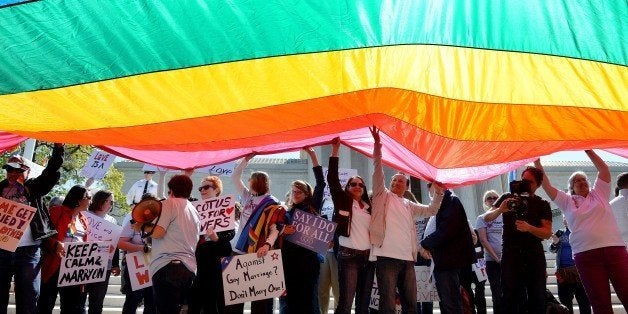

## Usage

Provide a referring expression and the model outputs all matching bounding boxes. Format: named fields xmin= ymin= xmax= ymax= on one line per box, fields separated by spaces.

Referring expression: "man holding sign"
xmin=135 ymin=175 xmax=200 ymax=313
xmin=0 ymin=143 xmax=64 ymax=314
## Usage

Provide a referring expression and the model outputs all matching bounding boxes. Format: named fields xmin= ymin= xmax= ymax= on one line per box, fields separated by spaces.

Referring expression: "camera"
xmin=494 ymin=180 xmax=532 ymax=219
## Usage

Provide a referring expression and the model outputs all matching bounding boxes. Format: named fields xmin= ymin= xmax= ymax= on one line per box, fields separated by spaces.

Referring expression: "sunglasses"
xmin=83 ymin=195 xmax=92 ymax=200
xmin=486 ymin=196 xmax=498 ymax=202
xmin=6 ymin=168 xmax=25 ymax=174
xmin=198 ymin=184 xmax=215 ymax=192
xmin=348 ymin=182 xmax=366 ymax=188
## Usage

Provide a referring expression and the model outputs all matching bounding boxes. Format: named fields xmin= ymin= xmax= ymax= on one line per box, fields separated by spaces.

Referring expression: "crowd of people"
xmin=0 ymin=132 xmax=626 ymax=314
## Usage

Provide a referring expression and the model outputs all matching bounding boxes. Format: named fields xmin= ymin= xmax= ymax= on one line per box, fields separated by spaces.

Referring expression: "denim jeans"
xmin=557 ymin=278 xmax=590 ymax=314
xmin=376 ymin=257 xmax=417 ymax=314
xmin=0 ymin=245 xmax=41 ymax=314
xmin=152 ymin=261 xmax=195 ymax=314
xmin=433 ymin=269 xmax=462 ymax=314
xmin=334 ymin=247 xmax=374 ymax=314
xmin=485 ymin=261 xmax=502 ymax=314
xmin=318 ymin=251 xmax=339 ymax=314
xmin=84 ymin=270 xmax=111 ymax=314
xmin=574 ymin=246 xmax=628 ymax=314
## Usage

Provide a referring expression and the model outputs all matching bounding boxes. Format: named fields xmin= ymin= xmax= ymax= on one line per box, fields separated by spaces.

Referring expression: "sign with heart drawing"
xmin=192 ymin=195 xmax=236 ymax=234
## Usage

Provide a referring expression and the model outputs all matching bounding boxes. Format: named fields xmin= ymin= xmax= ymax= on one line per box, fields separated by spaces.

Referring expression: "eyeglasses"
xmin=486 ymin=196 xmax=498 ymax=202
xmin=348 ymin=182 xmax=366 ymax=188
xmin=198 ymin=184 xmax=215 ymax=192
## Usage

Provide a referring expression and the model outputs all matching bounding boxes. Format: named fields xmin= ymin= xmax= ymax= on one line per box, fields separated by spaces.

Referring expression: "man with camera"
xmin=483 ymin=167 xmax=552 ymax=313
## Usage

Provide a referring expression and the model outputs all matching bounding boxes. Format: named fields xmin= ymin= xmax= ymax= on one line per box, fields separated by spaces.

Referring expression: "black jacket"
xmin=421 ymin=190 xmax=475 ymax=271
xmin=0 ymin=145 xmax=63 ymax=242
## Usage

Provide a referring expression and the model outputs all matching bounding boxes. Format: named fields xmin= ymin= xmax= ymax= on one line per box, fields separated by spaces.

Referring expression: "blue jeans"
xmin=433 ymin=269 xmax=462 ymax=314
xmin=485 ymin=261 xmax=502 ymax=314
xmin=0 ymin=245 xmax=41 ymax=314
xmin=376 ymin=257 xmax=417 ymax=314
xmin=334 ymin=246 xmax=374 ymax=314
xmin=152 ymin=261 xmax=195 ymax=314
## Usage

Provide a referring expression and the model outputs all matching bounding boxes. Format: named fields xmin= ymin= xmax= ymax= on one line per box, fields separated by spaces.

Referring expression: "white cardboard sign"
xmin=0 ymin=198 xmax=36 ymax=252
xmin=80 ymin=150 xmax=115 ymax=180
xmin=125 ymin=251 xmax=152 ymax=291
xmin=84 ymin=211 xmax=122 ymax=262
xmin=222 ymin=250 xmax=286 ymax=305
xmin=196 ymin=161 xmax=236 ymax=177
xmin=192 ymin=195 xmax=236 ymax=234
xmin=58 ymin=241 xmax=109 ymax=287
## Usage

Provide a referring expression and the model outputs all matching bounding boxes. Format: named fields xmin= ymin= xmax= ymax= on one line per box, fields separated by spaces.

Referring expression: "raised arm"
xmin=28 ymin=143 xmax=64 ymax=197
xmin=371 ymin=126 xmax=386 ymax=198
xmin=534 ymin=159 xmax=558 ymax=200
xmin=327 ymin=138 xmax=343 ymax=195
xmin=409 ymin=185 xmax=444 ymax=218
xmin=304 ymin=147 xmax=325 ymax=212
xmin=232 ymin=154 xmax=254 ymax=194
xmin=585 ymin=150 xmax=610 ymax=183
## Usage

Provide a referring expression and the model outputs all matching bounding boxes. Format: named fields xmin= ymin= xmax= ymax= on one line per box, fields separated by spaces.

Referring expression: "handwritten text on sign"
xmin=0 ymin=198 xmax=36 ymax=252
xmin=84 ymin=211 xmax=122 ymax=263
xmin=196 ymin=161 xmax=236 ymax=177
xmin=192 ymin=195 xmax=236 ymax=234
xmin=58 ymin=241 xmax=109 ymax=287
xmin=80 ymin=150 xmax=115 ymax=180
xmin=125 ymin=251 xmax=152 ymax=291
xmin=284 ymin=210 xmax=336 ymax=255
xmin=222 ymin=250 xmax=285 ymax=305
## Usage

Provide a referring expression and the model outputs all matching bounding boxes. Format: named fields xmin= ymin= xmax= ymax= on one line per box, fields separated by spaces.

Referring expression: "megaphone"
xmin=131 ymin=198 xmax=162 ymax=224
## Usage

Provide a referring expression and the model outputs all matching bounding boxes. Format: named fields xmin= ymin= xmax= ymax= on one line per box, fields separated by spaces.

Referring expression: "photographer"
xmin=549 ymin=216 xmax=591 ymax=314
xmin=483 ymin=166 xmax=552 ymax=313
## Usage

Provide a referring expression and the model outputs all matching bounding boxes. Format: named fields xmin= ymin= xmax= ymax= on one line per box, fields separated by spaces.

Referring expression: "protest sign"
xmin=320 ymin=167 xmax=357 ymax=219
xmin=83 ymin=211 xmax=122 ymax=261
xmin=80 ymin=150 xmax=115 ymax=180
xmin=416 ymin=265 xmax=439 ymax=302
xmin=222 ymin=250 xmax=285 ymax=305
xmin=58 ymin=241 xmax=109 ymax=287
xmin=192 ymin=195 xmax=236 ymax=234
xmin=196 ymin=161 xmax=236 ymax=177
xmin=284 ymin=210 xmax=336 ymax=255
xmin=369 ymin=277 xmax=402 ymax=312
xmin=472 ymin=258 xmax=488 ymax=282
xmin=0 ymin=198 xmax=36 ymax=252
xmin=125 ymin=251 xmax=152 ymax=291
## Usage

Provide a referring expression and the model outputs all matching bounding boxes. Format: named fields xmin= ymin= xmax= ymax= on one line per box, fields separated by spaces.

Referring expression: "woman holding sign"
xmin=84 ymin=190 xmax=121 ymax=314
xmin=280 ymin=148 xmax=325 ymax=314
xmin=189 ymin=176 xmax=236 ymax=314
xmin=328 ymin=139 xmax=374 ymax=314
xmin=231 ymin=154 xmax=282 ymax=314
xmin=38 ymin=185 xmax=91 ymax=314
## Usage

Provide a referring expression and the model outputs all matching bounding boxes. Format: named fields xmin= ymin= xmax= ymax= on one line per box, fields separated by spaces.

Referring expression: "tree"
xmin=1 ymin=141 xmax=130 ymax=219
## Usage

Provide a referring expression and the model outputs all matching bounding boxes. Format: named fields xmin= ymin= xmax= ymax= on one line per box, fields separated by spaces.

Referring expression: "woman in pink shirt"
xmin=535 ymin=150 xmax=627 ymax=314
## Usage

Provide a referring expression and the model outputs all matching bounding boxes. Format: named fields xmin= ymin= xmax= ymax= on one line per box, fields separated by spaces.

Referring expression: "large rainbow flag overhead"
xmin=0 ymin=1 xmax=626 ymax=185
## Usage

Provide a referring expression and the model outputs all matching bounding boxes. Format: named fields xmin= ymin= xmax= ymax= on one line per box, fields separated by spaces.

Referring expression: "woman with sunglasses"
xmin=328 ymin=139 xmax=374 ymax=314
xmin=84 ymin=190 xmax=121 ymax=314
xmin=188 ymin=176 xmax=236 ymax=314
xmin=38 ymin=185 xmax=91 ymax=314
xmin=475 ymin=190 xmax=503 ymax=314
xmin=279 ymin=147 xmax=325 ymax=314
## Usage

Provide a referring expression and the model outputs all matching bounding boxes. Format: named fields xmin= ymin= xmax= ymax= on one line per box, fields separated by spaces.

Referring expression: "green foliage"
xmin=1 ymin=141 xmax=129 ymax=218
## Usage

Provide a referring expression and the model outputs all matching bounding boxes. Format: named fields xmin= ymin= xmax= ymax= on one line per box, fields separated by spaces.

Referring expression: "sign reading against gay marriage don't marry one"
xmin=192 ymin=195 xmax=236 ymax=234
xmin=58 ymin=241 xmax=109 ymax=287
xmin=221 ymin=250 xmax=286 ymax=305
xmin=80 ymin=150 xmax=115 ymax=180
xmin=0 ymin=198 xmax=36 ymax=252
xmin=125 ymin=251 xmax=152 ymax=291
xmin=284 ymin=209 xmax=336 ymax=255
